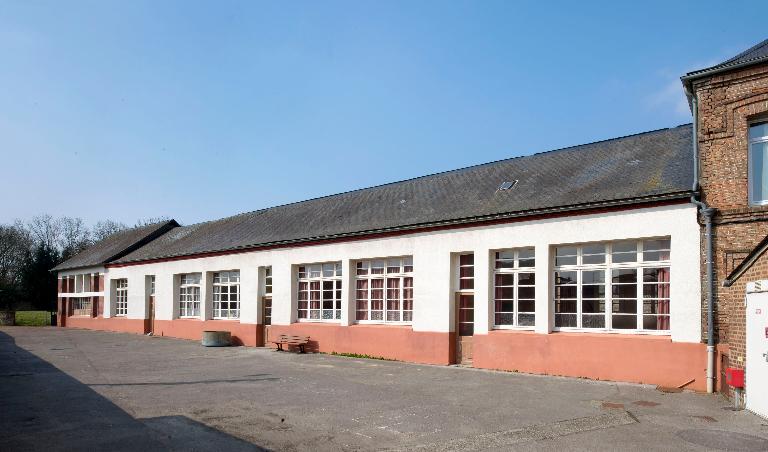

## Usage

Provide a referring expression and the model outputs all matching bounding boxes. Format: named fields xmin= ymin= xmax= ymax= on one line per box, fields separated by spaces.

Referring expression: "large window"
xmin=356 ymin=257 xmax=413 ymax=323
xmin=213 ymin=271 xmax=240 ymax=319
xmin=71 ymin=297 xmax=92 ymax=316
xmin=298 ymin=263 xmax=342 ymax=320
xmin=179 ymin=273 xmax=201 ymax=318
xmin=553 ymin=239 xmax=670 ymax=332
xmin=494 ymin=248 xmax=535 ymax=328
xmin=750 ymin=122 xmax=768 ymax=205
xmin=115 ymin=279 xmax=128 ymax=316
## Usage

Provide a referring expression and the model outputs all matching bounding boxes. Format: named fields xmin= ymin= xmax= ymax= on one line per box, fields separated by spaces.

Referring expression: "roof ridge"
xmin=196 ymin=124 xmax=690 ymax=225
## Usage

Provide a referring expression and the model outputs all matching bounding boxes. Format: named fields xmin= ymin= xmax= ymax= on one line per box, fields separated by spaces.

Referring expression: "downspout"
xmin=686 ymin=86 xmax=717 ymax=393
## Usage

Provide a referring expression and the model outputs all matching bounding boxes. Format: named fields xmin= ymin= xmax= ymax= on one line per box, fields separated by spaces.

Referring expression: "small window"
xmin=179 ymin=273 xmax=201 ymax=318
xmin=750 ymin=122 xmax=768 ymax=205
xmin=213 ymin=271 xmax=240 ymax=319
xmin=115 ymin=279 xmax=128 ymax=316
xmin=494 ymin=248 xmax=536 ymax=328
xmin=264 ymin=266 xmax=272 ymax=295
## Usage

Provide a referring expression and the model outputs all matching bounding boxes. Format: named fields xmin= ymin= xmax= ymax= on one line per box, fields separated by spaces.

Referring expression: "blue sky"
xmin=1 ymin=1 xmax=765 ymax=226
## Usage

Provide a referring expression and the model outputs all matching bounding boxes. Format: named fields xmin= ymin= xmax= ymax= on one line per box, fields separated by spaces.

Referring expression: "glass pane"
xmin=517 ymin=299 xmax=535 ymax=312
xmin=582 ymin=270 xmax=604 ymax=284
xmin=582 ymin=299 xmax=605 ymax=313
xmin=555 ymin=247 xmax=577 ymax=266
xmin=612 ymin=299 xmax=637 ymax=314
xmin=518 ymin=273 xmax=535 ymax=285
xmin=582 ymin=314 xmax=605 ymax=328
xmin=752 ymin=141 xmax=768 ymax=202
xmin=612 ymin=315 xmax=636 ymax=329
xmin=322 ymin=263 xmax=335 ymax=277
xmin=612 ymin=284 xmax=637 ymax=298
xmin=612 ymin=268 xmax=637 ymax=284
xmin=517 ymin=313 xmax=535 ymax=326
xmin=582 ymin=285 xmax=605 ymax=298
xmin=555 ymin=313 xmax=577 ymax=327
xmin=518 ymin=287 xmax=535 ymax=299
xmin=460 ymin=254 xmax=474 ymax=265
xmin=612 ymin=241 xmax=637 ymax=263
xmin=750 ymin=122 xmax=768 ymax=140
xmin=495 ymin=313 xmax=514 ymax=325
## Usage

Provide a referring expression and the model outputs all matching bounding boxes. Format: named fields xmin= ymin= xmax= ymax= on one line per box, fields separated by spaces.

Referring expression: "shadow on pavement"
xmin=0 ymin=330 xmax=268 ymax=451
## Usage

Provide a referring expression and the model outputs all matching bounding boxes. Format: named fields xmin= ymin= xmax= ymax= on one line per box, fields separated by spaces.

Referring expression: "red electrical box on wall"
xmin=725 ymin=367 xmax=744 ymax=388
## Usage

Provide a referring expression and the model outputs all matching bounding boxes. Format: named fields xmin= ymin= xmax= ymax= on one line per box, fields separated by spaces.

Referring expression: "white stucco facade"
xmin=93 ymin=203 xmax=701 ymax=344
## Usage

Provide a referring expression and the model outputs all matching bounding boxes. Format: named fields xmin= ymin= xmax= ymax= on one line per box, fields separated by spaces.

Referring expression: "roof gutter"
xmin=685 ymin=85 xmax=717 ymax=394
xmin=108 ymin=192 xmax=692 ymax=267
xmin=682 ymin=55 xmax=768 ymax=86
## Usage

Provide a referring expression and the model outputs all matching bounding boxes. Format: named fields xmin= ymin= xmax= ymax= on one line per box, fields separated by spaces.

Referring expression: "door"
xmin=262 ymin=296 xmax=272 ymax=346
xmin=456 ymin=294 xmax=474 ymax=364
xmin=148 ymin=295 xmax=155 ymax=334
xmin=746 ymin=290 xmax=768 ymax=418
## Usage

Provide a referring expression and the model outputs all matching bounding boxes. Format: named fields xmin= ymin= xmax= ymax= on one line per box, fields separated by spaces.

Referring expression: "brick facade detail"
xmin=693 ymin=62 xmax=768 ymax=377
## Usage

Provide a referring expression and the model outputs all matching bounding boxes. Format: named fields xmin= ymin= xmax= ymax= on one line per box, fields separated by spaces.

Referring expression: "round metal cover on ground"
xmin=201 ymin=330 xmax=231 ymax=347
xmin=677 ymin=429 xmax=768 ymax=451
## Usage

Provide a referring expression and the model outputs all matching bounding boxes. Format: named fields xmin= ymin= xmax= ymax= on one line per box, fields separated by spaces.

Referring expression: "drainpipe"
xmin=686 ymin=86 xmax=717 ymax=393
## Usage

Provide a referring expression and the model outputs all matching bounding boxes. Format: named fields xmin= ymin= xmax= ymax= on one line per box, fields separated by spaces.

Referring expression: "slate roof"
xmin=111 ymin=124 xmax=694 ymax=265
xmin=684 ymin=39 xmax=768 ymax=81
xmin=53 ymin=220 xmax=179 ymax=271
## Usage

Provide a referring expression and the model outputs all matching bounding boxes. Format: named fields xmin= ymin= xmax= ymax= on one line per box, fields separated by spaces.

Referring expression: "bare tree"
xmin=23 ymin=215 xmax=60 ymax=251
xmin=135 ymin=216 xmax=170 ymax=227
xmin=92 ymin=219 xmax=128 ymax=241
xmin=58 ymin=217 xmax=91 ymax=259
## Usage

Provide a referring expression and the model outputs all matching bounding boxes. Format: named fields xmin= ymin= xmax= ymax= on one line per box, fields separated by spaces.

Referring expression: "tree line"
xmin=0 ymin=215 xmax=167 ymax=311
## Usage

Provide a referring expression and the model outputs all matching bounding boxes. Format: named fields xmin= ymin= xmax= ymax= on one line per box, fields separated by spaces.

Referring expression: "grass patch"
xmin=14 ymin=311 xmax=54 ymax=326
xmin=329 ymin=351 xmax=395 ymax=361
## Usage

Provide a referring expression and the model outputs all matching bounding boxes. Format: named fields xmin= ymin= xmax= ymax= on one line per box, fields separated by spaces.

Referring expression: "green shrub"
xmin=14 ymin=311 xmax=54 ymax=326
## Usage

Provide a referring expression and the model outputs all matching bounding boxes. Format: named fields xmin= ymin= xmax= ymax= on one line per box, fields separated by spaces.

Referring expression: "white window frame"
xmin=115 ymin=279 xmax=128 ymax=316
xmin=178 ymin=273 xmax=201 ymax=318
xmin=493 ymin=248 xmax=536 ymax=330
xmin=264 ymin=266 xmax=272 ymax=295
xmin=749 ymin=121 xmax=768 ymax=206
xmin=212 ymin=271 xmax=240 ymax=319
xmin=149 ymin=275 xmax=155 ymax=296
xmin=355 ymin=256 xmax=413 ymax=324
xmin=297 ymin=262 xmax=342 ymax=322
xmin=553 ymin=238 xmax=671 ymax=334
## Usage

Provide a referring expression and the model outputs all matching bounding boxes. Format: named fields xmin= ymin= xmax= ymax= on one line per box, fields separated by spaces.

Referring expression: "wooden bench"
xmin=272 ymin=334 xmax=310 ymax=353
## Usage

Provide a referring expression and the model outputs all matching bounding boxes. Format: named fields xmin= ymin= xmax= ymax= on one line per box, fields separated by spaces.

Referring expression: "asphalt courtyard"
xmin=1 ymin=327 xmax=767 ymax=451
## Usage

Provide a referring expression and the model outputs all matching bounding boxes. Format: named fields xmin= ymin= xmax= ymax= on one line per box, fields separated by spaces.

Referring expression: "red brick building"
xmin=683 ymin=39 xmax=768 ymax=396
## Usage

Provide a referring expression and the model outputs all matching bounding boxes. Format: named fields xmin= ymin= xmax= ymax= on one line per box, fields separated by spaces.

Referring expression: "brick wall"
xmin=694 ymin=62 xmax=768 ymax=377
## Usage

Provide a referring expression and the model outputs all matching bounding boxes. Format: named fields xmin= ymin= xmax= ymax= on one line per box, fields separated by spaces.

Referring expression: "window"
xmin=71 ymin=297 xmax=92 ymax=316
xmin=179 ymin=273 xmax=201 ymax=318
xmin=298 ymin=263 xmax=342 ymax=320
xmin=494 ymin=248 xmax=535 ymax=328
xmin=553 ymin=239 xmax=670 ymax=332
xmin=457 ymin=254 xmax=474 ymax=336
xmin=263 ymin=266 xmax=272 ymax=325
xmin=458 ymin=254 xmax=474 ymax=290
xmin=213 ymin=271 xmax=240 ymax=319
xmin=74 ymin=274 xmax=92 ymax=293
xmin=356 ymin=257 xmax=413 ymax=323
xmin=149 ymin=276 xmax=155 ymax=296
xmin=115 ymin=279 xmax=128 ymax=316
xmin=750 ymin=122 xmax=768 ymax=205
